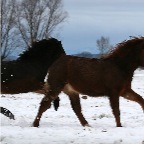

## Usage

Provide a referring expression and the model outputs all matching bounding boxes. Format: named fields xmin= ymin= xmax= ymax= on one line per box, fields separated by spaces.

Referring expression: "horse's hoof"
xmin=83 ymin=124 xmax=93 ymax=131
xmin=117 ymin=125 xmax=122 ymax=127
xmin=32 ymin=122 xmax=39 ymax=127
xmin=84 ymin=124 xmax=91 ymax=127
xmin=33 ymin=125 xmax=39 ymax=127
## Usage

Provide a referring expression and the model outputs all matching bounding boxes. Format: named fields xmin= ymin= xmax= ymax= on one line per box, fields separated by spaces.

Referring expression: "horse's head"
xmin=18 ymin=38 xmax=66 ymax=66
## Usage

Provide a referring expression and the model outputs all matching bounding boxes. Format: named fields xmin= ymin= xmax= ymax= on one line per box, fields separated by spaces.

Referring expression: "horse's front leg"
xmin=64 ymin=91 xmax=89 ymax=126
xmin=109 ymin=95 xmax=122 ymax=127
xmin=122 ymin=88 xmax=144 ymax=111
xmin=33 ymin=96 xmax=52 ymax=127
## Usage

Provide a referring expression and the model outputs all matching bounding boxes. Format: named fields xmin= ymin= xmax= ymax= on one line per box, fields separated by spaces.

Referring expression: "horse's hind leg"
xmin=33 ymin=90 xmax=60 ymax=127
xmin=122 ymin=89 xmax=144 ymax=111
xmin=64 ymin=90 xmax=89 ymax=126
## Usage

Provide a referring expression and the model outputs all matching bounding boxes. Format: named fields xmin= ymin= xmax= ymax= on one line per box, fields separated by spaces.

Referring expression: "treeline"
xmin=1 ymin=0 xmax=68 ymax=60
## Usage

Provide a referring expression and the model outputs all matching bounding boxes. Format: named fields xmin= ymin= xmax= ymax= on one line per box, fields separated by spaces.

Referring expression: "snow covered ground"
xmin=1 ymin=69 xmax=144 ymax=144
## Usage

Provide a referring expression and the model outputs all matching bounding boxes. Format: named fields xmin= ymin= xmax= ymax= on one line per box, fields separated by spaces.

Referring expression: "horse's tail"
xmin=0 ymin=107 xmax=15 ymax=120
xmin=53 ymin=97 xmax=60 ymax=111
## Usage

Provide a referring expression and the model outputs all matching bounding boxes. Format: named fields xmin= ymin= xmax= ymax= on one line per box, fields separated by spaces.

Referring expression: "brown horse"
xmin=1 ymin=38 xmax=65 ymax=118
xmin=33 ymin=37 xmax=144 ymax=127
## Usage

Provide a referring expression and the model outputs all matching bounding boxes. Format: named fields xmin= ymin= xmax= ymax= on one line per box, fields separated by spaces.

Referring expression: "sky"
xmin=60 ymin=0 xmax=144 ymax=54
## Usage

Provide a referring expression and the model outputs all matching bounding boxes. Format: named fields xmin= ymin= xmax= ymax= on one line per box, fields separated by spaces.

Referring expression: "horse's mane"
xmin=103 ymin=36 xmax=144 ymax=59
xmin=18 ymin=38 xmax=64 ymax=62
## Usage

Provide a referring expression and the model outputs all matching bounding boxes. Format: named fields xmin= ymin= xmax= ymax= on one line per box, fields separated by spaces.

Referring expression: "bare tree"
xmin=1 ymin=0 xmax=20 ymax=61
xmin=96 ymin=36 xmax=113 ymax=56
xmin=1 ymin=0 xmax=67 ymax=60
xmin=15 ymin=0 xmax=68 ymax=48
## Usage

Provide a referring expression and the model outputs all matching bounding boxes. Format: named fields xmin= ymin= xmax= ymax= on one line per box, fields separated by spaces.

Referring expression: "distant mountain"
xmin=4 ymin=51 xmax=101 ymax=61
xmin=73 ymin=51 xmax=102 ymax=58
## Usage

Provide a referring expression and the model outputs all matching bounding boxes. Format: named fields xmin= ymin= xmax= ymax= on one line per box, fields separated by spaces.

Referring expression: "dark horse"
xmin=33 ymin=37 xmax=144 ymax=127
xmin=1 ymin=38 xmax=65 ymax=119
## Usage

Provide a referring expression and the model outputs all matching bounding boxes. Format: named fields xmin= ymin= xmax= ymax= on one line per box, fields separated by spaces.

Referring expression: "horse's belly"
xmin=66 ymin=62 xmax=124 ymax=96
xmin=67 ymin=73 xmax=123 ymax=97
xmin=67 ymin=77 xmax=107 ymax=96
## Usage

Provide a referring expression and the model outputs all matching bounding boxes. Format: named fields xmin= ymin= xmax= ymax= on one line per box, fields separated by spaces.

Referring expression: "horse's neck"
xmin=27 ymin=61 xmax=49 ymax=80
xmin=108 ymin=52 xmax=139 ymax=77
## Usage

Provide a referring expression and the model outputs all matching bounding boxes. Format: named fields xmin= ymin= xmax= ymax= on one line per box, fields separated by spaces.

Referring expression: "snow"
xmin=1 ymin=69 xmax=144 ymax=144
